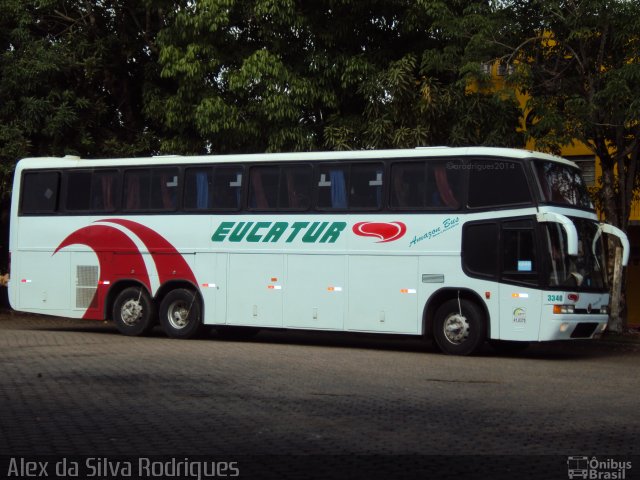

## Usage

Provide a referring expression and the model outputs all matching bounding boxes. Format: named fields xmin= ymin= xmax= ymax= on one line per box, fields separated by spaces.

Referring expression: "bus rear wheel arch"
xmin=112 ymin=286 xmax=156 ymax=336
xmin=432 ymin=297 xmax=486 ymax=355
xmin=159 ymin=288 xmax=204 ymax=339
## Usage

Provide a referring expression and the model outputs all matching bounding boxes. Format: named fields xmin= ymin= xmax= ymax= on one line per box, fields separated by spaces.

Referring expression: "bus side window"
xmin=462 ymin=222 xmax=499 ymax=278
xmin=350 ymin=163 xmax=383 ymax=209
xmin=184 ymin=167 xmax=213 ymax=209
xmin=184 ymin=166 xmax=242 ymax=211
xmin=390 ymin=160 xmax=462 ymax=210
xmin=429 ymin=162 xmax=462 ymax=208
xmin=124 ymin=169 xmax=146 ymax=210
xmin=91 ymin=170 xmax=118 ymax=211
xmin=501 ymin=223 xmax=538 ymax=285
xmin=65 ymin=171 xmax=92 ymax=211
xmin=213 ymin=166 xmax=242 ymax=210
xmin=249 ymin=166 xmax=278 ymax=210
xmin=21 ymin=171 xmax=60 ymax=214
xmin=280 ymin=165 xmax=311 ymax=210
xmin=468 ymin=160 xmax=531 ymax=208
xmin=66 ymin=170 xmax=119 ymax=212
xmin=316 ymin=165 xmax=348 ymax=210
xmin=390 ymin=162 xmax=426 ymax=208
xmin=150 ymin=167 xmax=179 ymax=210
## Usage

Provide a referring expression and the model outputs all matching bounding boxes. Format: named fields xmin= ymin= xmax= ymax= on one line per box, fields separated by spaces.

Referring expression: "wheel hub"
xmin=121 ymin=299 xmax=143 ymax=326
xmin=167 ymin=301 xmax=190 ymax=329
xmin=443 ymin=313 xmax=469 ymax=345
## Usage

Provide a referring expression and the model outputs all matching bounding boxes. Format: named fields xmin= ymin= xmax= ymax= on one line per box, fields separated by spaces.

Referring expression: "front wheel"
xmin=112 ymin=287 xmax=156 ymax=336
xmin=159 ymin=288 xmax=204 ymax=339
xmin=433 ymin=298 xmax=486 ymax=355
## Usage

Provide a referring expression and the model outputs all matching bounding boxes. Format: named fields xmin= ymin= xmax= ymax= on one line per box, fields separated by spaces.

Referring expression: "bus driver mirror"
xmin=536 ymin=211 xmax=578 ymax=256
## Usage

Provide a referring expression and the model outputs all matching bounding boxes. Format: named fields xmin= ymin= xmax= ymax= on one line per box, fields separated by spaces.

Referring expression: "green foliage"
xmin=1 ymin=0 xmax=525 ymax=199
xmin=153 ymin=0 xmax=523 ymax=153
xmin=0 ymin=0 xmax=167 ymax=199
xmin=472 ymin=0 xmax=640 ymax=228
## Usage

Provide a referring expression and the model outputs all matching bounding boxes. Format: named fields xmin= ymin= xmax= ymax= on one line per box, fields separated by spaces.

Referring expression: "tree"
xmin=153 ymin=0 xmax=523 ymax=154
xmin=0 ymin=0 xmax=169 ymax=274
xmin=0 ymin=0 xmax=168 ymax=199
xmin=471 ymin=0 xmax=640 ymax=330
xmin=479 ymin=0 xmax=640 ymax=231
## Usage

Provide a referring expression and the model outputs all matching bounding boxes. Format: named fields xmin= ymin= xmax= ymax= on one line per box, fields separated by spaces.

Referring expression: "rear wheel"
xmin=112 ymin=287 xmax=155 ymax=336
xmin=433 ymin=298 xmax=485 ymax=355
xmin=160 ymin=288 xmax=204 ymax=339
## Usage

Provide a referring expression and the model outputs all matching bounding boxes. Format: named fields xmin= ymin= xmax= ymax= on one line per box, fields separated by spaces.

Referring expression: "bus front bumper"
xmin=539 ymin=314 xmax=609 ymax=341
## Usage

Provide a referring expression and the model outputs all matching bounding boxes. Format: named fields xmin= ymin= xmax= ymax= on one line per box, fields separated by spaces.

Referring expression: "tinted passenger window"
xmin=316 ymin=162 xmax=383 ymax=210
xmin=350 ymin=163 xmax=383 ymax=208
xmin=124 ymin=170 xmax=149 ymax=210
xmin=66 ymin=170 xmax=118 ymax=212
xmin=21 ymin=171 xmax=60 ymax=213
xmin=317 ymin=164 xmax=349 ymax=209
xmin=462 ymin=222 xmax=498 ymax=278
xmin=249 ymin=164 xmax=311 ymax=210
xmin=214 ymin=166 xmax=243 ymax=209
xmin=391 ymin=160 xmax=463 ymax=209
xmin=150 ymin=168 xmax=179 ymax=210
xmin=280 ymin=165 xmax=311 ymax=209
xmin=184 ymin=166 xmax=242 ymax=210
xmin=467 ymin=160 xmax=531 ymax=208
xmin=124 ymin=167 xmax=179 ymax=211
xmin=502 ymin=223 xmax=537 ymax=285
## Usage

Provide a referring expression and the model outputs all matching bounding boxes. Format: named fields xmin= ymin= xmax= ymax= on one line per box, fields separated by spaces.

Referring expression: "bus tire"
xmin=433 ymin=298 xmax=485 ymax=355
xmin=112 ymin=287 xmax=156 ymax=336
xmin=159 ymin=288 xmax=204 ymax=339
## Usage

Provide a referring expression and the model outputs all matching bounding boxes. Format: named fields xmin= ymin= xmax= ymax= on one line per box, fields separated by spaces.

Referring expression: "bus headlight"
xmin=553 ymin=305 xmax=575 ymax=314
xmin=600 ymin=305 xmax=608 ymax=314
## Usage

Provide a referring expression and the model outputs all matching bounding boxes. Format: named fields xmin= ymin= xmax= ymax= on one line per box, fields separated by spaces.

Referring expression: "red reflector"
xmin=567 ymin=293 xmax=579 ymax=302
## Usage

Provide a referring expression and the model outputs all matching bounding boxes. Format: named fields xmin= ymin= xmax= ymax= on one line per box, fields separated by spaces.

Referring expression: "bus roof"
xmin=15 ymin=146 xmax=577 ymax=170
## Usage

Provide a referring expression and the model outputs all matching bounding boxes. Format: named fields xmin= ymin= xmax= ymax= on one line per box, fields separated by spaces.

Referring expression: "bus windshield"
xmin=543 ymin=218 xmax=607 ymax=289
xmin=534 ymin=161 xmax=594 ymax=209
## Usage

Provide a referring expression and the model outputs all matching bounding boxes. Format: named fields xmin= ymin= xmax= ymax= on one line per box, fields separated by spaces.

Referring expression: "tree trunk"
xmin=599 ymin=163 xmax=619 ymax=227
xmin=608 ymin=246 xmax=624 ymax=334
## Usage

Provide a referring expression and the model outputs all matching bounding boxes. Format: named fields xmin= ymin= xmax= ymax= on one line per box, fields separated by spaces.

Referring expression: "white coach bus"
xmin=7 ymin=147 xmax=629 ymax=354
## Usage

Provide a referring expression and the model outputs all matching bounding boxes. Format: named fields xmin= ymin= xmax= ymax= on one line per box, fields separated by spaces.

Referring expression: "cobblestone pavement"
xmin=1 ymin=310 xmax=639 ymax=478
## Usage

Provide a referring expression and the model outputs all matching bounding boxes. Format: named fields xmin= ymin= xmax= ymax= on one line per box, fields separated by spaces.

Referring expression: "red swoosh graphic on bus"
xmin=352 ymin=222 xmax=407 ymax=243
xmin=54 ymin=225 xmax=151 ymax=320
xmin=103 ymin=219 xmax=197 ymax=285
xmin=54 ymin=219 xmax=196 ymax=320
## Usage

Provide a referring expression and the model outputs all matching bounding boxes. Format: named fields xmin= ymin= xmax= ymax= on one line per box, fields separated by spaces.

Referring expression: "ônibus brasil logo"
xmin=54 ymin=219 xmax=196 ymax=319
xmin=211 ymin=220 xmax=407 ymax=243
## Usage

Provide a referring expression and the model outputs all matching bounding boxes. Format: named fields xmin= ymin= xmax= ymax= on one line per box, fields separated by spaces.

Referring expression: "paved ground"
xmin=1 ymin=309 xmax=639 ymax=479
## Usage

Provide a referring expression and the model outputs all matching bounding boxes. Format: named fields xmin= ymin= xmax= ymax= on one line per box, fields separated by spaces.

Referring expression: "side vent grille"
xmin=76 ymin=265 xmax=99 ymax=309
